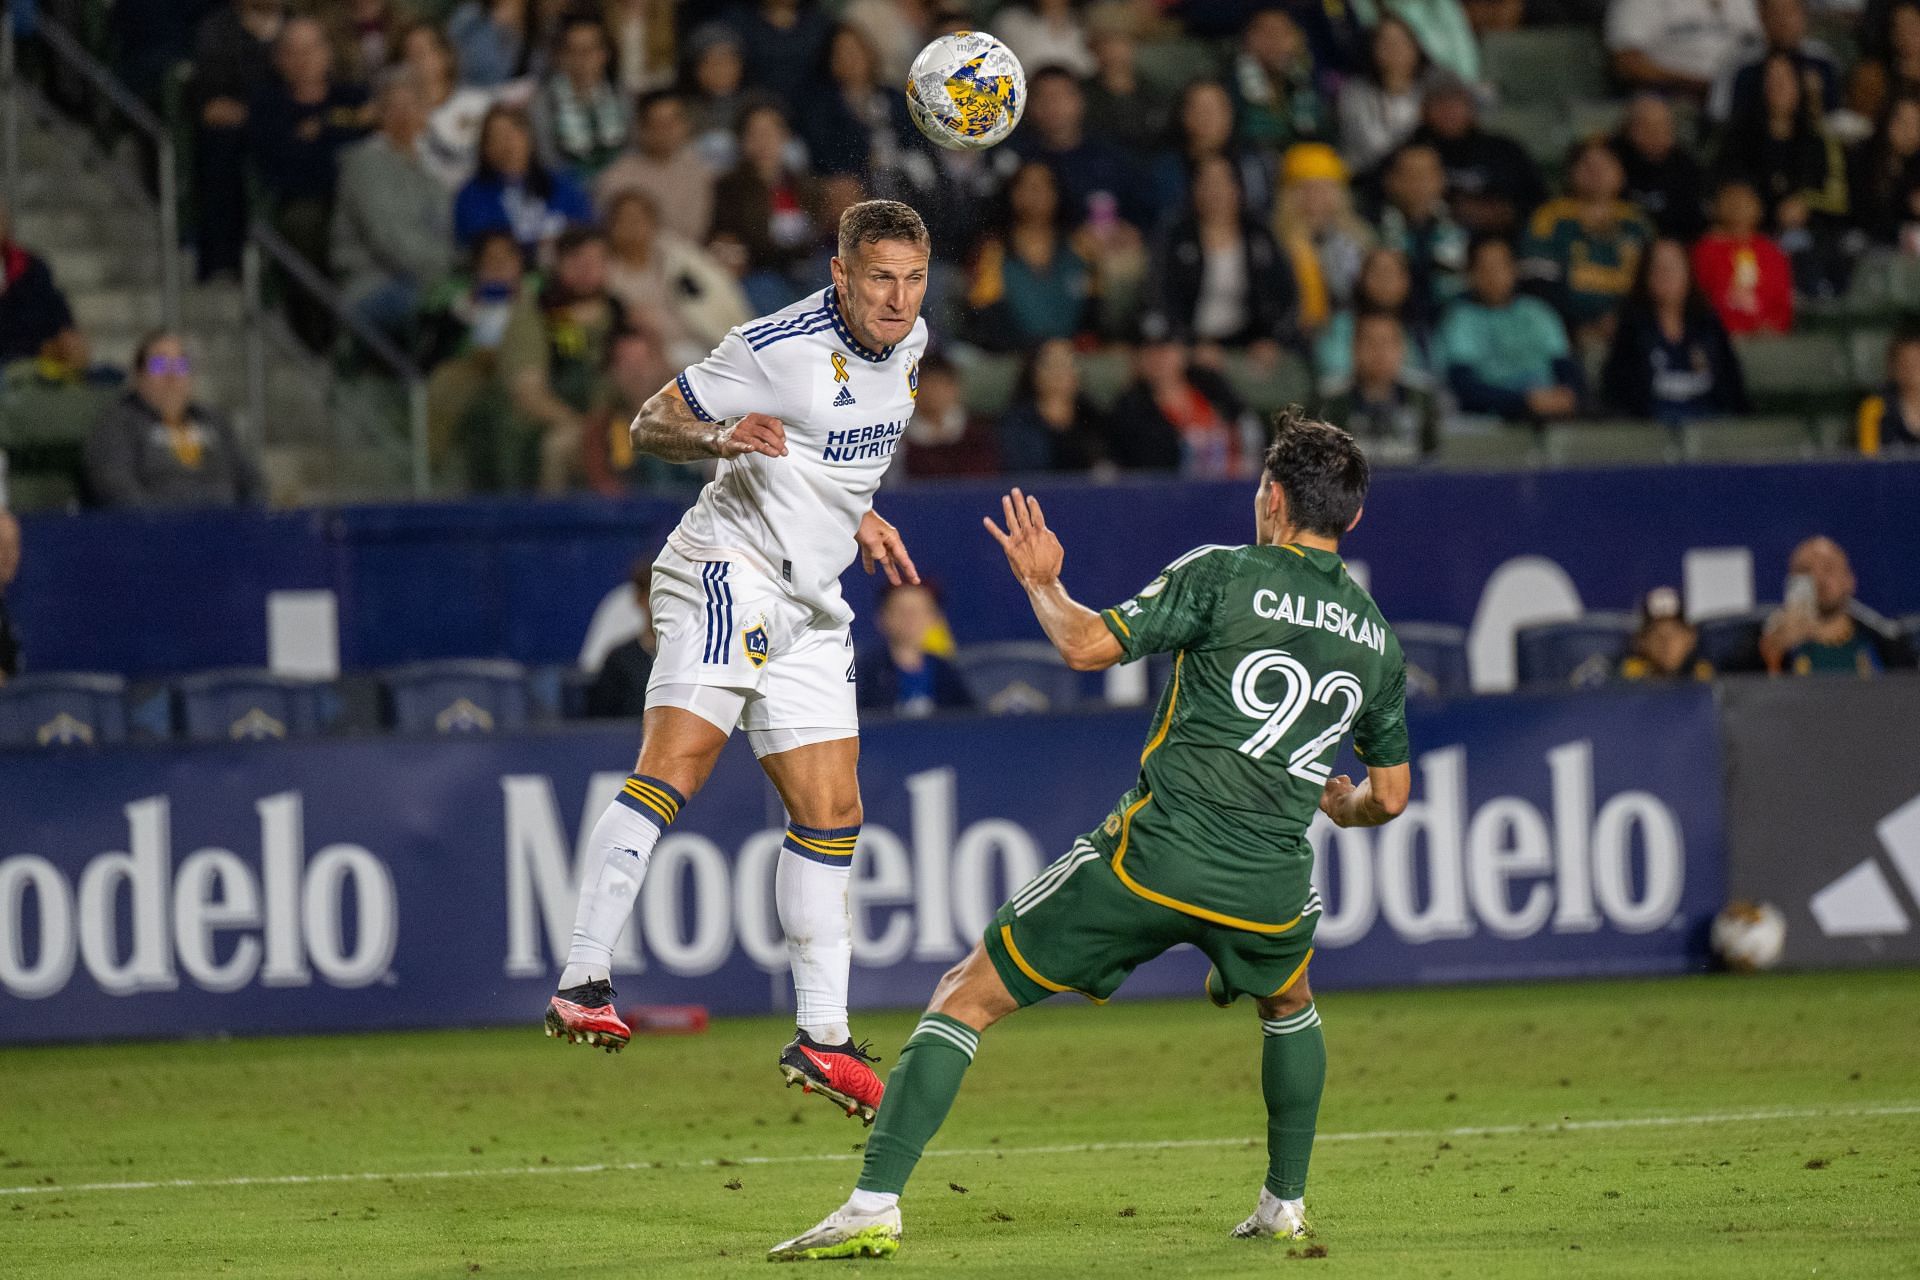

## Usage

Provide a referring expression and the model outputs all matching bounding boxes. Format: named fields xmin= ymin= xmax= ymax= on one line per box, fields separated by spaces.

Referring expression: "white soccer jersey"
xmin=670 ymin=285 xmax=929 ymax=626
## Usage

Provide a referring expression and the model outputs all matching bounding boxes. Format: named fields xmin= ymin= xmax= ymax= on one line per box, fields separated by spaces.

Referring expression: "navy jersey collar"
xmin=825 ymin=285 xmax=895 ymax=362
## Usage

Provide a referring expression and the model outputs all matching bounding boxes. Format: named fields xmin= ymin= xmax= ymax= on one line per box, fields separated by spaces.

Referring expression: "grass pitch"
xmin=4 ymin=970 xmax=1918 ymax=1278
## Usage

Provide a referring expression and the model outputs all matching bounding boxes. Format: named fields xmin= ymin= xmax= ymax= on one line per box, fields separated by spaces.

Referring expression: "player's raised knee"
xmin=1256 ymin=974 xmax=1314 ymax=1021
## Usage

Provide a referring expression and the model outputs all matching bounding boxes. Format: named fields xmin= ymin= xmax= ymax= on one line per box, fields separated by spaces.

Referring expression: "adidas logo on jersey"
xmin=832 ymin=385 xmax=858 ymax=407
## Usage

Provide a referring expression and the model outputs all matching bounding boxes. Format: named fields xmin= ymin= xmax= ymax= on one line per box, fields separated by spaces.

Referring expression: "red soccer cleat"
xmin=778 ymin=1031 xmax=885 ymax=1124
xmin=544 ymin=979 xmax=631 ymax=1053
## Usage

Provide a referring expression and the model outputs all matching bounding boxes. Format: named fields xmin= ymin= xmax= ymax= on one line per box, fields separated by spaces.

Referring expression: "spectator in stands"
xmin=709 ymin=103 xmax=823 ymax=313
xmin=0 ymin=198 xmax=73 ymax=364
xmin=840 ymin=0 xmax=931 ymax=86
xmin=581 ymin=327 xmax=699 ymax=497
xmin=454 ymin=104 xmax=593 ymax=258
xmin=1315 ymin=245 xmax=1431 ymax=384
xmin=1105 ymin=336 xmax=1260 ymax=476
xmin=996 ymin=0 xmax=1095 ymax=77
xmin=1013 ymin=66 xmax=1147 ymax=229
xmin=727 ymin=0 xmax=833 ymax=110
xmin=446 ymin=0 xmax=548 ymax=89
xmin=901 ymin=353 xmax=1001 ymax=478
xmin=584 ymin=556 xmax=657 ymax=718
xmin=856 ymin=583 xmax=974 ymax=718
xmin=333 ymin=0 xmax=403 ymax=86
xmin=1083 ymin=20 xmax=1164 ymax=147
xmin=1618 ymin=586 xmax=1713 ymax=681
xmin=1612 ymin=94 xmax=1708 ymax=241
xmin=800 ymin=24 xmax=918 ymax=186
xmin=192 ymin=0 xmax=287 ymax=279
xmin=1138 ymin=153 xmax=1296 ymax=367
xmin=1338 ymin=15 xmax=1431 ymax=175
xmin=114 ymin=0 xmax=221 ymax=109
xmin=1376 ymin=142 xmax=1470 ymax=318
xmin=486 ymin=226 xmax=624 ymax=493
xmin=1605 ymin=0 xmax=1762 ymax=99
xmin=602 ymin=190 xmax=751 ymax=369
xmin=1602 ymin=236 xmax=1750 ymax=423
xmin=420 ymin=230 xmax=526 ymax=475
xmin=530 ymin=15 xmax=632 ymax=182
xmin=1411 ymin=74 xmax=1544 ymax=237
xmin=1849 ymin=0 xmax=1920 ymax=119
xmin=1849 ymin=96 xmax=1920 ymax=245
xmin=1373 ymin=0 xmax=1481 ymax=85
xmin=1691 ymin=178 xmax=1796 ymax=334
xmin=1275 ymin=143 xmax=1375 ymax=333
xmin=1522 ymin=138 xmax=1655 ymax=344
xmin=602 ymin=0 xmax=678 ymax=97
xmin=4 ymin=327 xmax=121 ymax=394
xmin=597 ymin=92 xmax=718 ymax=245
xmin=1761 ymin=535 xmax=1918 ymax=674
xmin=684 ymin=24 xmax=749 ymax=172
xmin=331 ymin=68 xmax=455 ymax=340
xmin=399 ymin=22 xmax=503 ymax=191
xmin=86 ymin=332 xmax=263 ymax=509
xmin=1316 ymin=311 xmax=1441 ymax=462
xmin=996 ymin=338 xmax=1106 ymax=473
xmin=1229 ymin=9 xmax=1330 ymax=153
xmin=965 ymin=161 xmax=1093 ymax=351
xmin=0 ymin=509 xmax=18 ymax=682
xmin=1152 ymin=80 xmax=1278 ymax=223
xmin=246 ymin=16 xmax=371 ymax=287
xmin=1435 ymin=235 xmax=1581 ymax=420
xmin=1712 ymin=0 xmax=1840 ymax=123
xmin=1717 ymin=50 xmax=1851 ymax=290
xmin=1855 ymin=328 xmax=1920 ymax=452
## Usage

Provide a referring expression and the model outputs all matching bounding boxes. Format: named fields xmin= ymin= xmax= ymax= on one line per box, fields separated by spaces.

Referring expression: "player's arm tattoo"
xmin=629 ymin=384 xmax=726 ymax=463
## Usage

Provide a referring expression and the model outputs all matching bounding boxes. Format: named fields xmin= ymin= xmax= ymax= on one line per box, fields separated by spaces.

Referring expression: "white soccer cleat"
xmin=1230 ymin=1187 xmax=1309 ymax=1240
xmin=768 ymin=1204 xmax=903 ymax=1262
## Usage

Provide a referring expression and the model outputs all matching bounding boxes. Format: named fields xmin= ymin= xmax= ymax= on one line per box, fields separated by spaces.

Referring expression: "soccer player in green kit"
xmin=770 ymin=412 xmax=1413 ymax=1261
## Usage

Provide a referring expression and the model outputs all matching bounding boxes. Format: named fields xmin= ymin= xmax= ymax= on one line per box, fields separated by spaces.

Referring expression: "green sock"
xmin=1261 ymin=1003 xmax=1326 ymax=1200
xmin=856 ymin=1012 xmax=980 ymax=1196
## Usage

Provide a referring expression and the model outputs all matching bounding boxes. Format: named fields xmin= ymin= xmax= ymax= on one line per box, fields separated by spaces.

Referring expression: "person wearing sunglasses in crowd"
xmin=85 ymin=331 xmax=264 ymax=509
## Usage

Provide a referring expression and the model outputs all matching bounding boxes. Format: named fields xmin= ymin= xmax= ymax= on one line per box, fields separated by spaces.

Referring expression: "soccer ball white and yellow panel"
xmin=905 ymin=31 xmax=1027 ymax=152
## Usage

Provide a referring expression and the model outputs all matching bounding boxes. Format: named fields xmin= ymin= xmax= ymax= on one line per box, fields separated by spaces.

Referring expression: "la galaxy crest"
xmin=906 ymin=353 xmax=920 ymax=400
xmin=743 ymin=619 xmax=771 ymax=669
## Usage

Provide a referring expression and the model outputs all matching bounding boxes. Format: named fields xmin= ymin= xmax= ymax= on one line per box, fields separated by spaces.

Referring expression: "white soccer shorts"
xmin=645 ymin=545 xmax=859 ymax=744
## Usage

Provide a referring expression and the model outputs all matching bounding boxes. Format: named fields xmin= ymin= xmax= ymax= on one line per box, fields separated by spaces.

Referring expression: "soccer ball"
xmin=1710 ymin=900 xmax=1787 ymax=972
xmin=905 ymin=31 xmax=1026 ymax=151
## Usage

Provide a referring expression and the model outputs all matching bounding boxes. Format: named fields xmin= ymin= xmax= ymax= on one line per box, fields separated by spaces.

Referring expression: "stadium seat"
xmin=1431 ymin=423 xmax=1541 ymax=468
xmin=1679 ymin=416 xmax=1812 ymax=461
xmin=1544 ymin=420 xmax=1676 ymax=466
xmin=958 ymin=351 xmax=1020 ymax=417
xmin=1735 ymin=333 xmax=1852 ymax=415
xmin=951 ymin=642 xmax=1081 ymax=715
xmin=1481 ymin=102 xmax=1570 ymax=168
xmin=1134 ymin=38 xmax=1224 ymax=100
xmin=1695 ymin=610 xmax=1769 ymax=674
xmin=1393 ymin=623 xmax=1471 ymax=699
xmin=175 ymin=669 xmax=336 ymax=742
xmin=1482 ymin=27 xmax=1609 ymax=105
xmin=1849 ymin=328 xmax=1893 ymax=389
xmin=1514 ymin=614 xmax=1636 ymax=687
xmin=383 ymin=659 xmax=531 ymax=734
xmin=0 ymin=672 xmax=128 ymax=747
xmin=0 ymin=377 xmax=115 ymax=512
xmin=1078 ymin=348 xmax=1133 ymax=411
xmin=1224 ymin=348 xmax=1315 ymax=414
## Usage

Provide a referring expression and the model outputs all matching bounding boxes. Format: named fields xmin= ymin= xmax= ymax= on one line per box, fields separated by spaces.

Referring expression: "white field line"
xmin=4 ymin=1103 xmax=1917 ymax=1200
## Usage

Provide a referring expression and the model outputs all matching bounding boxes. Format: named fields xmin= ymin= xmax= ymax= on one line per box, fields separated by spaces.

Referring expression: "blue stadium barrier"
xmin=383 ymin=659 xmax=532 ymax=734
xmin=1695 ymin=610 xmax=1770 ymax=674
xmin=175 ymin=670 xmax=337 ymax=742
xmin=1515 ymin=615 xmax=1637 ymax=687
xmin=1393 ymin=622 xmax=1471 ymax=699
xmin=952 ymin=642 xmax=1082 ymax=715
xmin=0 ymin=672 xmax=128 ymax=747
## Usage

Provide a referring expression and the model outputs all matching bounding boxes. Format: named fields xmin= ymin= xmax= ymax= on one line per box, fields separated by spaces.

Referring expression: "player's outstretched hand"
xmin=983 ymin=488 xmax=1065 ymax=588
xmin=857 ymin=509 xmax=920 ymax=586
xmin=720 ymin=413 xmax=788 ymax=458
xmin=1318 ymin=775 xmax=1358 ymax=826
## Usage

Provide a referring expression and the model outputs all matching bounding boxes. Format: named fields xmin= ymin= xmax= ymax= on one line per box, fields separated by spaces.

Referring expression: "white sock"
xmin=560 ymin=775 xmax=683 ymax=989
xmin=776 ymin=824 xmax=858 ymax=1044
xmin=846 ymin=1188 xmax=898 ymax=1216
xmin=1257 ymin=1187 xmax=1305 ymax=1222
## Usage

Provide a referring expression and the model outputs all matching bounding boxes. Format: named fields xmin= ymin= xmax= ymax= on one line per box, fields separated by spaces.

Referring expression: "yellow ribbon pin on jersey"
xmin=830 ymin=352 xmax=850 ymax=383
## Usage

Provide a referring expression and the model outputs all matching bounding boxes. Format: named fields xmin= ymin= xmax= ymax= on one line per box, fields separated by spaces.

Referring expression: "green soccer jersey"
xmin=1090 ymin=542 xmax=1410 ymax=932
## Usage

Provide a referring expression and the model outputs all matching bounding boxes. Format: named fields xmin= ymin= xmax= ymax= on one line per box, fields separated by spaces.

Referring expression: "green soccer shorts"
xmin=982 ymin=838 xmax=1320 ymax=1008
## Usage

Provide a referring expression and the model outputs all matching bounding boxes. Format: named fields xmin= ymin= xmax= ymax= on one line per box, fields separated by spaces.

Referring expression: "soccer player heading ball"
xmin=771 ymin=414 xmax=1414 ymax=1260
xmin=545 ymin=201 xmax=932 ymax=1124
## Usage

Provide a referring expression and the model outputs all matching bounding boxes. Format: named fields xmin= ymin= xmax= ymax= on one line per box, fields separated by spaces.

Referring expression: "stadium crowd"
xmin=6 ymin=0 xmax=1920 ymax=504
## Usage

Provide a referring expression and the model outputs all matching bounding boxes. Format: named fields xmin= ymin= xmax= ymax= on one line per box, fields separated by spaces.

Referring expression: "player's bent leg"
xmin=546 ymin=705 xmax=732 ymax=1052
xmin=756 ymin=734 xmax=883 ymax=1118
xmin=1235 ymin=972 xmax=1322 ymax=1241
xmin=769 ymin=947 xmax=1018 ymax=1263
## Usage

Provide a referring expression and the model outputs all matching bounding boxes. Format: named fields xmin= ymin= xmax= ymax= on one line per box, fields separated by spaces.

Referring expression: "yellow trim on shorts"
xmin=1269 ymin=948 xmax=1315 ymax=998
xmin=1139 ymin=652 xmax=1184 ymax=763
xmin=1109 ymin=791 xmax=1308 ymax=936
xmin=998 ymin=925 xmax=1108 ymax=1005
